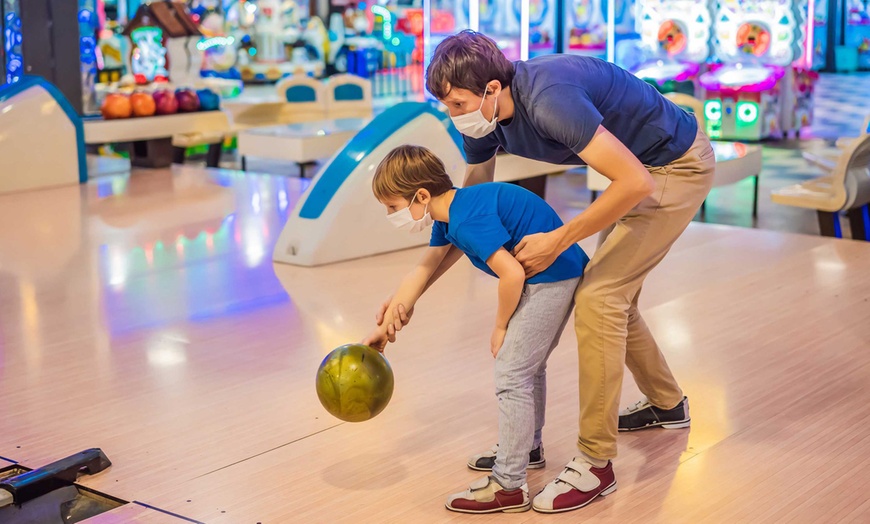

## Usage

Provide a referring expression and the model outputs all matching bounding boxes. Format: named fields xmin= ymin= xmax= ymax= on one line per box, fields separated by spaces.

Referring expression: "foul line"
xmin=133 ymin=501 xmax=207 ymax=524
xmin=192 ymin=422 xmax=344 ymax=480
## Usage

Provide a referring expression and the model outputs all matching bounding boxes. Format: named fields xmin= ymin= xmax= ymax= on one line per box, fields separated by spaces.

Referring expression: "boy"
xmin=365 ymin=145 xmax=589 ymax=514
xmin=372 ymin=30 xmax=715 ymax=513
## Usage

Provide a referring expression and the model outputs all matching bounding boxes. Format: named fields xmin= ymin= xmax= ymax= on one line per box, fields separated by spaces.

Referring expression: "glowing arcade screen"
xmin=713 ymin=0 xmax=800 ymax=68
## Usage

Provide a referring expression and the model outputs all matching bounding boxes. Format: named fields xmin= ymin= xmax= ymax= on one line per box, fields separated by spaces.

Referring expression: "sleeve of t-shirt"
xmin=531 ymin=84 xmax=604 ymax=155
xmin=429 ymin=220 xmax=449 ymax=247
xmin=453 ymin=215 xmax=512 ymax=264
xmin=463 ymin=133 xmax=501 ymax=165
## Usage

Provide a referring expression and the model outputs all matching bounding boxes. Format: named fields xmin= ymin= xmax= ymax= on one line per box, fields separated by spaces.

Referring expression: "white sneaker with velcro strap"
xmin=532 ymin=458 xmax=617 ymax=513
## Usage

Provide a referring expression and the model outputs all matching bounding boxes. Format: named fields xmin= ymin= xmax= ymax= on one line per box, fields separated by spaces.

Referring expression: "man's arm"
xmin=463 ymin=154 xmax=497 ymax=186
xmin=513 ymin=126 xmax=655 ymax=276
xmin=557 ymin=126 xmax=655 ymax=246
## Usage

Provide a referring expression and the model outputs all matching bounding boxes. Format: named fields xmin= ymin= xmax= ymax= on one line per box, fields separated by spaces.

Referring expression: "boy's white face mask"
xmin=451 ymin=87 xmax=499 ymax=139
xmin=386 ymin=192 xmax=433 ymax=233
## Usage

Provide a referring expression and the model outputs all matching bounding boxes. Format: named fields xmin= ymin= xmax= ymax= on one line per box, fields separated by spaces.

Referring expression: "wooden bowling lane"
xmin=1 ymin=166 xmax=870 ymax=522
xmin=0 ymin=167 xmax=343 ymax=501
xmin=132 ymin=223 xmax=870 ymax=523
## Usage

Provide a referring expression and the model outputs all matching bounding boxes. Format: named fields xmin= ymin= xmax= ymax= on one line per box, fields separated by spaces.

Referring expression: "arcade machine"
xmin=197 ymin=10 xmax=244 ymax=97
xmin=629 ymin=0 xmax=712 ymax=96
xmin=470 ymin=0 xmax=556 ymax=60
xmin=561 ymin=0 xmax=639 ymax=62
xmin=808 ymin=0 xmax=827 ymax=70
xmin=233 ymin=0 xmax=322 ymax=82
xmin=699 ymin=0 xmax=809 ymax=141
xmin=846 ymin=0 xmax=870 ymax=69
xmin=524 ymin=0 xmax=556 ymax=57
xmin=423 ymin=0 xmax=471 ymax=92
xmin=425 ymin=0 xmax=470 ymax=51
xmin=476 ymin=0 xmax=523 ymax=60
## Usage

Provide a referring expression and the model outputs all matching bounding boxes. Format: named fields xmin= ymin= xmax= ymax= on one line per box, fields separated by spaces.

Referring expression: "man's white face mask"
xmin=450 ymin=86 xmax=499 ymax=139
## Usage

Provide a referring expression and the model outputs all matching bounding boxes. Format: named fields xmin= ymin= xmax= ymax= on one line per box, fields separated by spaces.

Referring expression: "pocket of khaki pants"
xmin=698 ymin=143 xmax=715 ymax=161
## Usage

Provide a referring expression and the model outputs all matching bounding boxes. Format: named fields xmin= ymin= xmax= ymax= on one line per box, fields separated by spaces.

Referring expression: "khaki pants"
xmin=575 ymin=129 xmax=716 ymax=460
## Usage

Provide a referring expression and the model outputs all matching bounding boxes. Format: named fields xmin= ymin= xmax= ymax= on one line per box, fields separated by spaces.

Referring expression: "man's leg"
xmin=576 ymin=130 xmax=715 ymax=460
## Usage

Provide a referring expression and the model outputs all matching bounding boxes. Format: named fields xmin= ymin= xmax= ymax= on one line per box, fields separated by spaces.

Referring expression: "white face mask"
xmin=451 ymin=89 xmax=499 ymax=139
xmin=386 ymin=193 xmax=433 ymax=233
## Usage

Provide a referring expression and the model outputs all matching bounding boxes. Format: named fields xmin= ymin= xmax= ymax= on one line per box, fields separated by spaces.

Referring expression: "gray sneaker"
xmin=618 ymin=396 xmax=691 ymax=432
xmin=467 ymin=444 xmax=545 ymax=471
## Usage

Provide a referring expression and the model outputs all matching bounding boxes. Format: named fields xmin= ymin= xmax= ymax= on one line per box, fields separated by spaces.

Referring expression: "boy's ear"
xmin=416 ymin=189 xmax=432 ymax=204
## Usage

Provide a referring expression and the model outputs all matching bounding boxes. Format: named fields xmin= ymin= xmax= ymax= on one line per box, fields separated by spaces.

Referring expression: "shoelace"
xmin=625 ymin=399 xmax=648 ymax=414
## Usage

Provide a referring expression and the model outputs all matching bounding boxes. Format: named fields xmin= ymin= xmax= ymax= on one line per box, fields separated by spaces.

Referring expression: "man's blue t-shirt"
xmin=429 ymin=183 xmax=589 ymax=284
xmin=464 ymin=55 xmax=698 ymax=167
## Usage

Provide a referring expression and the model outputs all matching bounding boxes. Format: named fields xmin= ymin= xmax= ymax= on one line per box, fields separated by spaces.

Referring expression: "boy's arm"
xmin=373 ymin=157 xmax=496 ymax=331
xmin=487 ymin=248 xmax=526 ymax=328
xmin=364 ymin=245 xmax=452 ymax=350
xmin=486 ymin=248 xmax=526 ymax=357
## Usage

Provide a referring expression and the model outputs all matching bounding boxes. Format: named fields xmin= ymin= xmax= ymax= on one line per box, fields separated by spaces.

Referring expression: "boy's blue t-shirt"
xmin=429 ymin=183 xmax=589 ymax=284
xmin=463 ymin=55 xmax=698 ymax=168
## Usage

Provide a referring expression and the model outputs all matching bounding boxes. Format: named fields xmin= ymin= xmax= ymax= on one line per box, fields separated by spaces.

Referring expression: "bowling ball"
xmin=100 ymin=93 xmax=132 ymax=119
xmin=152 ymin=89 xmax=178 ymax=115
xmin=175 ymin=88 xmax=201 ymax=112
xmin=196 ymin=88 xmax=221 ymax=111
xmin=129 ymin=92 xmax=156 ymax=117
xmin=315 ymin=344 xmax=394 ymax=423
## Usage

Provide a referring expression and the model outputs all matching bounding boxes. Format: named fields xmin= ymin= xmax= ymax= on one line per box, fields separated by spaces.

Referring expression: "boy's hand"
xmin=490 ymin=326 xmax=507 ymax=358
xmin=362 ymin=326 xmax=390 ymax=353
xmin=375 ymin=295 xmax=414 ymax=336
xmin=513 ymin=230 xmax=565 ymax=278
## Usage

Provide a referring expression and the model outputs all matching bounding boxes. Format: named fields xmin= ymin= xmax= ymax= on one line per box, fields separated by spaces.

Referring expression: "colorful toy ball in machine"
xmin=101 ymin=93 xmax=132 ymax=119
xmin=315 ymin=344 xmax=395 ymax=423
xmin=196 ymin=88 xmax=221 ymax=111
xmin=152 ymin=89 xmax=179 ymax=115
xmin=175 ymin=88 xmax=201 ymax=113
xmin=129 ymin=92 xmax=156 ymax=117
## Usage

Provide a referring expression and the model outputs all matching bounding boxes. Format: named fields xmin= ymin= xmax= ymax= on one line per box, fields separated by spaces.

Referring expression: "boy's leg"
xmin=492 ymin=277 xmax=579 ymax=489
xmin=533 ymin=292 xmax=577 ymax=449
xmin=575 ymin=130 xmax=715 ymax=461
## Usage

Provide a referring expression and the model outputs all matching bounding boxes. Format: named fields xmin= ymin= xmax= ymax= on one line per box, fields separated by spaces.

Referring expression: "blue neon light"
xmin=4 ymin=9 xmax=23 ymax=84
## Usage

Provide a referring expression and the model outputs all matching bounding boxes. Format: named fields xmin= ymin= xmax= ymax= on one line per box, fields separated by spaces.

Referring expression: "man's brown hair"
xmin=425 ymin=30 xmax=515 ymax=100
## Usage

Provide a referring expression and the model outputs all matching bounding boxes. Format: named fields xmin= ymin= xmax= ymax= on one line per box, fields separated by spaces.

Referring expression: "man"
xmin=369 ymin=30 xmax=714 ymax=514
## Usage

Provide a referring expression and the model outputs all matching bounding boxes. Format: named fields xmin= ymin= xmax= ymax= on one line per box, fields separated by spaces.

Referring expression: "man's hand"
xmin=490 ymin=326 xmax=507 ymax=358
xmin=373 ymin=295 xmax=414 ymax=342
xmin=513 ymin=230 xmax=565 ymax=278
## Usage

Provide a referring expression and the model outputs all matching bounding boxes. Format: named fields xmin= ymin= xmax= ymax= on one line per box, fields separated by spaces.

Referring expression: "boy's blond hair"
xmin=372 ymin=145 xmax=453 ymax=202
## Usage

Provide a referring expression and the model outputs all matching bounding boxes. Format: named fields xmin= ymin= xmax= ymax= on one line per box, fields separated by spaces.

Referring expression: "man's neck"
xmin=497 ymin=86 xmax=515 ymax=122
